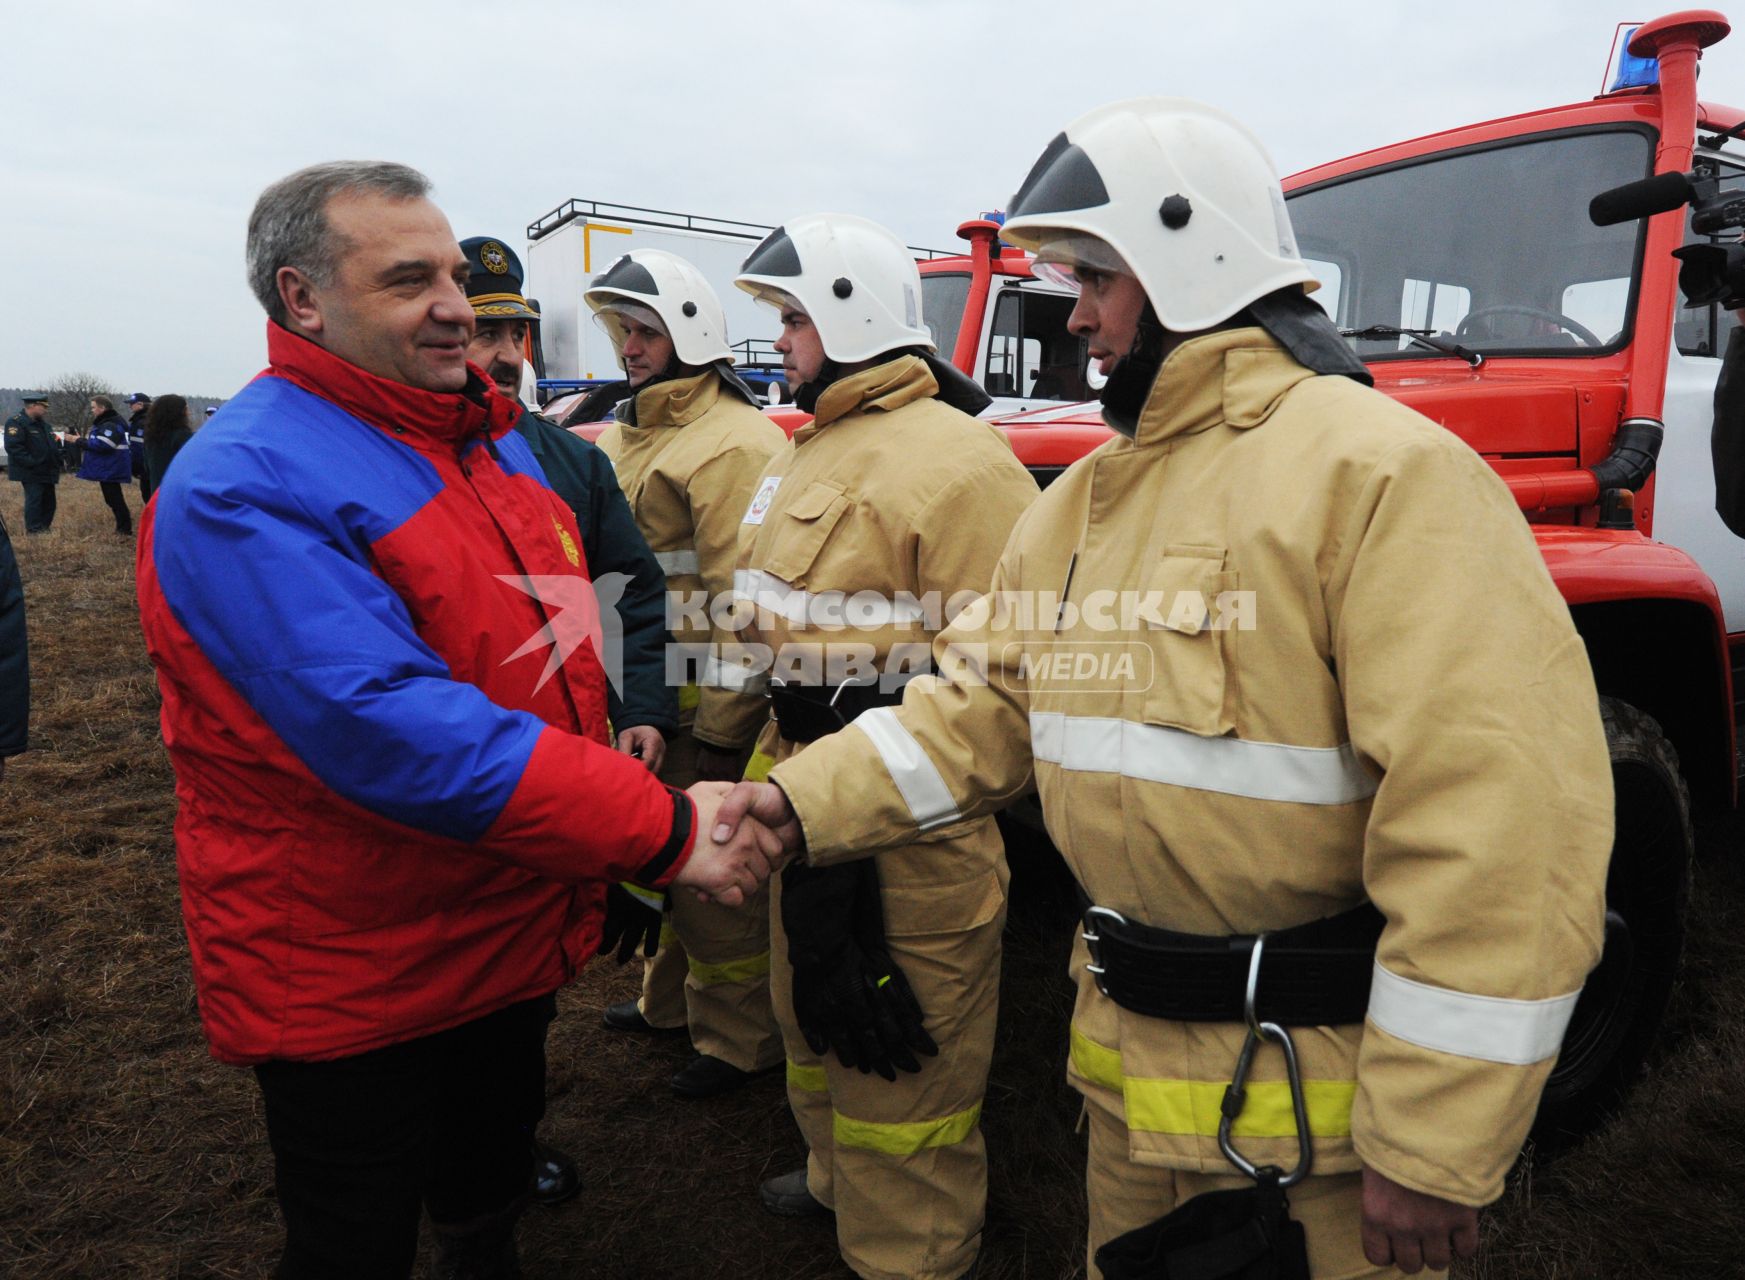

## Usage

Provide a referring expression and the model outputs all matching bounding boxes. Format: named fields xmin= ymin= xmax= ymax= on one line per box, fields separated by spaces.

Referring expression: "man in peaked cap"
xmin=461 ymin=233 xmax=679 ymax=1205
xmin=5 ymin=394 xmax=61 ymax=533
xmin=126 ymin=392 xmax=151 ymax=489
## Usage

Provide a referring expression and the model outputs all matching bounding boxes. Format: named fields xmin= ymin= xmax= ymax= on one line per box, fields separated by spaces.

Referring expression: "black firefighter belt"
xmin=1081 ymin=902 xmax=1383 ymax=1027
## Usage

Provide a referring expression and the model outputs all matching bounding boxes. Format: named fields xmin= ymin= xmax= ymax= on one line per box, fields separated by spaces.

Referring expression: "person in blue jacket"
xmin=461 ymin=232 xmax=680 ymax=1209
xmin=78 ymin=396 xmax=134 ymax=535
xmin=126 ymin=392 xmax=151 ymax=490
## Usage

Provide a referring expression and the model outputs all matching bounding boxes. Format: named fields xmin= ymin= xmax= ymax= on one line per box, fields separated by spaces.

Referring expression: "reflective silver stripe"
xmin=732 ymin=568 xmax=927 ymax=628
xmin=1028 ymin=712 xmax=1377 ymax=806
xmin=1367 ymin=962 xmax=1579 ymax=1066
xmin=853 ymin=707 xmax=961 ymax=831
xmin=701 ymin=654 xmax=769 ymax=695
xmin=654 ymin=549 xmax=700 ymax=576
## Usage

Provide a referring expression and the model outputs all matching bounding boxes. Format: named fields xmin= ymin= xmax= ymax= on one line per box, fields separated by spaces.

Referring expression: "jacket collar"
xmin=799 ymin=355 xmax=937 ymax=440
xmin=263 ymin=322 xmax=518 ymax=447
xmin=628 ymin=370 xmax=719 ymax=429
xmin=1128 ymin=327 xmax=1318 ymax=447
xmin=93 ymin=409 xmax=124 ymax=427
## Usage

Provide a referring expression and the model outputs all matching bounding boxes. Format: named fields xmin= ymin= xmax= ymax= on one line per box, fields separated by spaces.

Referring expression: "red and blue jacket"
xmin=137 ymin=324 xmax=696 ymax=1065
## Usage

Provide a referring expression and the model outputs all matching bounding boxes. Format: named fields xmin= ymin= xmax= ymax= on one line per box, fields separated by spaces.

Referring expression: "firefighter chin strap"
xmin=1101 ymin=288 xmax=1373 ymax=438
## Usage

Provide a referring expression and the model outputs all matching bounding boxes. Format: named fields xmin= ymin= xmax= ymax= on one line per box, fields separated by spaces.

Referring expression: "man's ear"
xmin=277 ymin=266 xmax=324 ymax=335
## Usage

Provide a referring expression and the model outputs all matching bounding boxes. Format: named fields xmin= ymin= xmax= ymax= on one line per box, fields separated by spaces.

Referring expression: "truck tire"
xmin=1530 ymin=696 xmax=1692 ymax=1144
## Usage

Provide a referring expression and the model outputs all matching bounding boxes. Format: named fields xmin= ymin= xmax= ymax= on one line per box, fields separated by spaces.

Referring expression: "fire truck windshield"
xmin=1287 ymin=128 xmax=1654 ymax=359
xmin=920 ymin=272 xmax=971 ymax=359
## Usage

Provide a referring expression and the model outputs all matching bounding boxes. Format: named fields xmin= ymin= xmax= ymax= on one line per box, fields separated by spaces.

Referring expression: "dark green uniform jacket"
xmin=513 ymin=406 xmax=677 ymax=739
xmin=0 ymin=512 xmax=26 ymax=757
xmin=5 ymin=413 xmax=62 ymax=485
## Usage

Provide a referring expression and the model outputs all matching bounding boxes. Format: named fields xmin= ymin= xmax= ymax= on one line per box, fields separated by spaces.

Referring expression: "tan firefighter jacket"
xmin=598 ymin=370 xmax=786 ymax=751
xmin=769 ymin=329 xmax=1613 ymax=1207
xmin=736 ymin=355 xmax=1039 ymax=926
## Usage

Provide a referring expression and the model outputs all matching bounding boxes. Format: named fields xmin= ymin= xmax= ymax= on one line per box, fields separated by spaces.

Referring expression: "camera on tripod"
xmin=1591 ymin=164 xmax=1745 ymax=308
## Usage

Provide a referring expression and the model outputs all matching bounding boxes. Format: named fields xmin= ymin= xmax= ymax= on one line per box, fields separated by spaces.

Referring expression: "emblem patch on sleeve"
xmin=742 ymin=475 xmax=782 ymax=525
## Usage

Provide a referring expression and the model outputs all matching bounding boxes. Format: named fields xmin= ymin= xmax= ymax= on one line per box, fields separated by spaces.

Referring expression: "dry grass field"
xmin=4 ymin=478 xmax=1745 ymax=1278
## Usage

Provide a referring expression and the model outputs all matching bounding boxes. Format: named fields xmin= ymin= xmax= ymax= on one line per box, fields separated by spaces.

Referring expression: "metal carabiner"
xmin=1216 ymin=933 xmax=1314 ymax=1188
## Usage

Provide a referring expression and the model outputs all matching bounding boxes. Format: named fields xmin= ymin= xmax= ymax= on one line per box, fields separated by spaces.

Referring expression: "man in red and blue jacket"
xmin=137 ymin=161 xmax=780 ymax=1280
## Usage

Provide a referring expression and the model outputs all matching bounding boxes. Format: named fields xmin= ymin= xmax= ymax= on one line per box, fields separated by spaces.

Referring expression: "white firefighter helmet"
xmin=734 ymin=213 xmax=933 ymax=364
xmin=584 ymin=249 xmax=734 ymax=368
xmin=1000 ymin=98 xmax=1318 ymax=333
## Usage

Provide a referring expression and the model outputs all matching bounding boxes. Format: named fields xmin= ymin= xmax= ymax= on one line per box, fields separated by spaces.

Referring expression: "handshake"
xmin=670 ymin=781 xmax=805 ymax=906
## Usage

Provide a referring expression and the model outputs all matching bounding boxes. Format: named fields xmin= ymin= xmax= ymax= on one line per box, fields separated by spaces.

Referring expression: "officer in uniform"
xmin=578 ymin=249 xmax=789 ymax=1100
xmin=5 ymin=393 xmax=61 ymax=533
xmin=126 ymin=392 xmax=151 ymax=489
xmin=716 ymin=101 xmax=1613 ymax=1279
xmin=461 ymin=233 xmax=678 ymax=1206
xmin=729 ymin=213 xmax=1038 ymax=1280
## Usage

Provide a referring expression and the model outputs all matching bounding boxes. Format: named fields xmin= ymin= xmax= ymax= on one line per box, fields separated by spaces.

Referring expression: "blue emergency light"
xmin=1610 ymin=26 xmax=1661 ymax=91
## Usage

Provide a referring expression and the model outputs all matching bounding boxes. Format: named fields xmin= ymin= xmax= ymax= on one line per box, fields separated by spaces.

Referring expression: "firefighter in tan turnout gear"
xmin=584 ymin=249 xmax=789 ymax=1099
xmin=715 ymin=100 xmax=1614 ymax=1278
xmin=730 ymin=212 xmax=1038 ymax=1280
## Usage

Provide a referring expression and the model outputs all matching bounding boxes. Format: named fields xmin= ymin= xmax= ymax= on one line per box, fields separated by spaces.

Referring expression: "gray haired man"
xmin=138 ymin=161 xmax=784 ymax=1279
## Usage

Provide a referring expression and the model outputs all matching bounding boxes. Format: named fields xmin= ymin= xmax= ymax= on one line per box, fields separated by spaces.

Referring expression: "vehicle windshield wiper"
xmin=1339 ymin=324 xmax=1484 ymax=368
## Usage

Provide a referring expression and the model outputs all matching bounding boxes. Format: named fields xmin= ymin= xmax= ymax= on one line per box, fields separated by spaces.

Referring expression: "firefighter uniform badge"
xmin=743 ymin=475 xmax=781 ymax=525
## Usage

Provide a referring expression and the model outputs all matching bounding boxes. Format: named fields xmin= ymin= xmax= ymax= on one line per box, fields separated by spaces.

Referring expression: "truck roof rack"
xmin=526 ymin=197 xmax=955 ymax=260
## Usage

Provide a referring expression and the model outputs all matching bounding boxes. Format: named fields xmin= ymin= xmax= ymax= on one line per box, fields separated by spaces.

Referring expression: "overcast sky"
xmin=6 ymin=1 xmax=1744 ymax=397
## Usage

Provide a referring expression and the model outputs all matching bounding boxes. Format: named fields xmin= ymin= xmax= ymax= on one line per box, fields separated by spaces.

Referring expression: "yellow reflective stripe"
xmin=787 ymin=1059 xmax=829 ymax=1093
xmin=678 ymin=683 xmax=702 ymax=712
xmin=1070 ymin=1023 xmax=1125 ymax=1090
xmin=687 ymin=950 xmax=772 ymax=986
xmin=658 ymin=921 xmax=680 ymax=946
xmin=744 ymin=749 xmax=776 ymax=783
xmin=833 ymin=1102 xmax=982 ymax=1155
xmin=1069 ymin=1025 xmax=1354 ymax=1139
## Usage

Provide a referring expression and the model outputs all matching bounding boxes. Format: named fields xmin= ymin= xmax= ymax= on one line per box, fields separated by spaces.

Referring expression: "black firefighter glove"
xmin=781 ymin=858 xmax=938 ymax=1082
xmin=600 ymin=882 xmax=666 ymax=964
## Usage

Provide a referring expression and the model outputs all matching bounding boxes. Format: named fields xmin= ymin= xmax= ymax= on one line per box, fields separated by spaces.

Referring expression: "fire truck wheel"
xmin=1530 ymin=696 xmax=1692 ymax=1146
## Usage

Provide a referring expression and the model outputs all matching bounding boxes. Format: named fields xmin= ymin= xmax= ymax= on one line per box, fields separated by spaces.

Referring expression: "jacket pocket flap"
xmin=785 ymin=480 xmax=847 ymax=521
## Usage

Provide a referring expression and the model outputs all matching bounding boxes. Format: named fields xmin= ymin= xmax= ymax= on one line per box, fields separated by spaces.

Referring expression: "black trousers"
xmin=98 ymin=481 xmax=131 ymax=534
xmin=20 ymin=482 xmax=55 ymax=532
xmin=253 ymin=993 xmax=555 ymax=1280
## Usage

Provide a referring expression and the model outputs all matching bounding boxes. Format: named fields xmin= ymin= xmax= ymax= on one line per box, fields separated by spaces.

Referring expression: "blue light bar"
xmin=1610 ymin=27 xmax=1660 ymax=91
